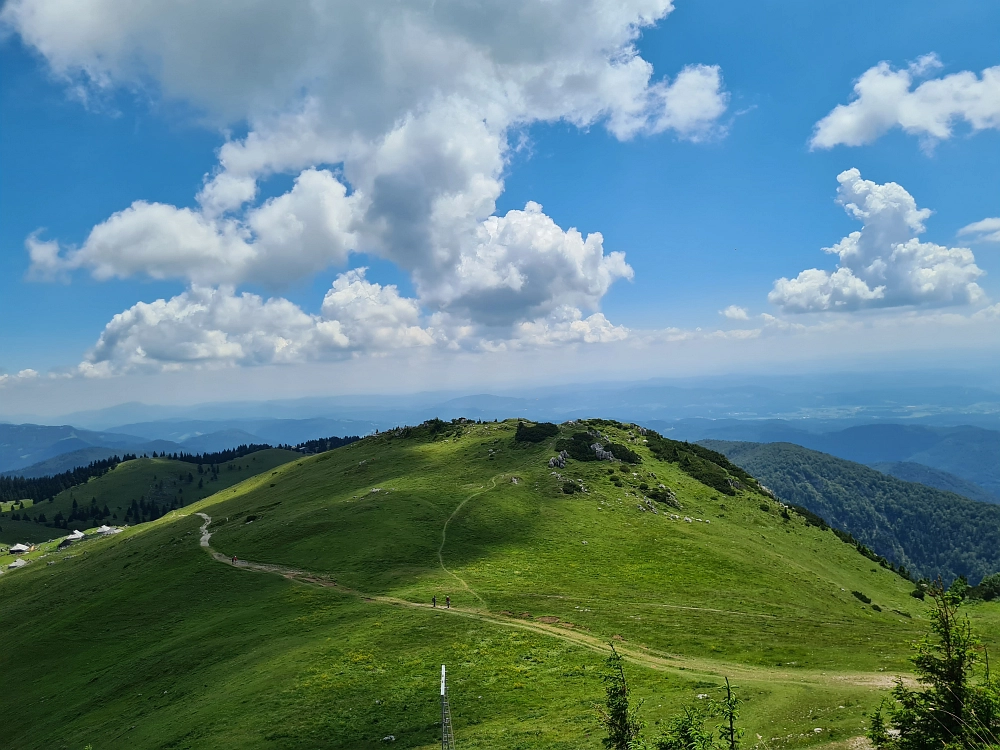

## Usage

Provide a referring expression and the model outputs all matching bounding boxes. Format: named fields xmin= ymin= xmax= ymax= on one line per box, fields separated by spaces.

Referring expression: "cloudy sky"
xmin=1 ymin=0 xmax=998 ymax=412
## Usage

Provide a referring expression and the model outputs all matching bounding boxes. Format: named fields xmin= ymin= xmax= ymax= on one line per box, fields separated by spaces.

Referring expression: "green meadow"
xmin=2 ymin=419 xmax=997 ymax=749
xmin=0 ymin=449 xmax=298 ymax=545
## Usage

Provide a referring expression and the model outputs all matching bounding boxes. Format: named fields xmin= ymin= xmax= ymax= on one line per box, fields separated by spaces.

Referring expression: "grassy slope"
xmin=702 ymin=440 xmax=1000 ymax=584
xmin=0 ymin=449 xmax=299 ymax=545
xmin=2 ymin=420 xmax=998 ymax=750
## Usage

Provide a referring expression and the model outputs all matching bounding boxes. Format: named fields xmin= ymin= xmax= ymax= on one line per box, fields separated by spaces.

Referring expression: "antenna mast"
xmin=441 ymin=664 xmax=456 ymax=749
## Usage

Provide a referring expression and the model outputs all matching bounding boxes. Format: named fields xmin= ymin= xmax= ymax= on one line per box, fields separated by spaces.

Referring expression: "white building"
xmin=9 ymin=543 xmax=29 ymax=554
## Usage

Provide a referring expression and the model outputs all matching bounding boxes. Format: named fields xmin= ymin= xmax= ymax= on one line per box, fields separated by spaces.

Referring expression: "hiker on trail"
xmin=446 ymin=596 xmax=450 ymax=609
xmin=432 ymin=596 xmax=436 ymax=608
xmin=232 ymin=555 xmax=237 ymax=564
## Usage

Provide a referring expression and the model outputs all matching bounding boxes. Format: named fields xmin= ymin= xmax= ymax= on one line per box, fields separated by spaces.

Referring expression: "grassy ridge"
xmin=0 ymin=449 xmax=298 ymax=545
xmin=2 ymin=420 xmax=998 ymax=749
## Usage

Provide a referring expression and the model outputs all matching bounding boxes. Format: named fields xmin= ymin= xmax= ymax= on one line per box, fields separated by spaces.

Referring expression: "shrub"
xmin=514 ymin=421 xmax=560 ymax=443
xmin=605 ymin=443 xmax=641 ymax=464
xmin=911 ymin=588 xmax=926 ymax=600
xmin=852 ymin=590 xmax=872 ymax=604
xmin=872 ymin=604 xmax=882 ymax=612
xmin=972 ymin=572 xmax=1000 ymax=601
xmin=555 ymin=433 xmax=601 ymax=462
xmin=562 ymin=481 xmax=579 ymax=494
xmin=759 ymin=503 xmax=770 ymax=512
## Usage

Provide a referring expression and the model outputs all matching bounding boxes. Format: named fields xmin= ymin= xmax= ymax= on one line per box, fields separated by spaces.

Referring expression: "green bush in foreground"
xmin=868 ymin=583 xmax=1000 ymax=749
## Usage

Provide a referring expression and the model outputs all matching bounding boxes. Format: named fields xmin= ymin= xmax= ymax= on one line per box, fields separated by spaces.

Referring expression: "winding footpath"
xmin=192 ymin=512 xmax=902 ymax=692
xmin=435 ymin=474 xmax=506 ymax=606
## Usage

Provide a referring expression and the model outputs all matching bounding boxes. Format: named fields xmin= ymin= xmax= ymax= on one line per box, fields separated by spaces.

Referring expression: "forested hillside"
xmin=702 ymin=440 xmax=1000 ymax=584
xmin=871 ymin=461 xmax=999 ymax=504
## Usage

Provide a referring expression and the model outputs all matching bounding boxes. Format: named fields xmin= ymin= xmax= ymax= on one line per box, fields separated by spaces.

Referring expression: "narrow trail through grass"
xmin=192 ymin=512 xmax=906 ymax=693
xmin=436 ymin=473 xmax=507 ymax=606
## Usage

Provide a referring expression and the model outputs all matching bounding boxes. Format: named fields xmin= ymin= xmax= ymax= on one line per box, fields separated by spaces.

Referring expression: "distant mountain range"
xmin=3 ymin=376 xmax=1000 ymax=489
xmin=6 ymin=371 xmax=1000 ymax=430
xmin=0 ymin=418 xmax=374 ymax=476
xmin=664 ymin=421 xmax=1000 ymax=501
xmin=702 ymin=439 xmax=1000 ymax=584
xmin=869 ymin=461 xmax=999 ymax=505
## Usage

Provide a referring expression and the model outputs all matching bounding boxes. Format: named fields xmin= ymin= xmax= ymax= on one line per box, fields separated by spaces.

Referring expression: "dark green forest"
xmin=703 ymin=440 xmax=1000 ymax=585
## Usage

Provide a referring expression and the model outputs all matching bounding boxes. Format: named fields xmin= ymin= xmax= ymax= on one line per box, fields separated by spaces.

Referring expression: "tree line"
xmin=704 ymin=440 xmax=1000 ymax=585
xmin=0 ymin=454 xmax=136 ymax=505
xmin=0 ymin=434 xmax=362 ymax=507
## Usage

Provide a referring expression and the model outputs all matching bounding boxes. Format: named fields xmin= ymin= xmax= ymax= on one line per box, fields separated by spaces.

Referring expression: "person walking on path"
xmin=446 ymin=596 xmax=450 ymax=609
xmin=232 ymin=555 xmax=237 ymax=564
xmin=432 ymin=596 xmax=437 ymax=608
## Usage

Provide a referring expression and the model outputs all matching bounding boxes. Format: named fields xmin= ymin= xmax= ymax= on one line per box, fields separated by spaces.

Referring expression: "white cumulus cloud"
xmin=811 ymin=54 xmax=1000 ymax=149
xmin=720 ymin=305 xmax=749 ymax=320
xmin=6 ymin=0 xmax=727 ymax=360
xmin=959 ymin=217 xmax=1000 ymax=244
xmin=80 ymin=269 xmax=441 ymax=373
xmin=769 ymin=169 xmax=986 ymax=313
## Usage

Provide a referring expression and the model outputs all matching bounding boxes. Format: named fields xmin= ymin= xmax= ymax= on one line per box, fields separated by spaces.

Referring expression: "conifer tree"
xmin=869 ymin=581 xmax=1000 ymax=749
xmin=597 ymin=644 xmax=644 ymax=750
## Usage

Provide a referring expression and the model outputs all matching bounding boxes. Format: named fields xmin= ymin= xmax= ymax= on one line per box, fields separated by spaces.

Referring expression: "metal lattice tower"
xmin=441 ymin=664 xmax=456 ymax=750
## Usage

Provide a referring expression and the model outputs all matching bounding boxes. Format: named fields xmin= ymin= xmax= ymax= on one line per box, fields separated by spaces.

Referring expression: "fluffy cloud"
xmin=80 ymin=269 xmax=440 ymax=373
xmin=437 ymin=202 xmax=633 ymax=325
xmin=769 ymin=169 xmax=986 ymax=313
xmin=320 ymin=270 xmax=436 ymax=350
xmin=506 ymin=307 xmax=629 ymax=348
xmin=8 ymin=0 xmax=725 ymax=354
xmin=34 ymin=168 xmax=361 ymax=286
xmin=720 ymin=305 xmax=749 ymax=320
xmin=959 ymin=217 xmax=1000 ymax=244
xmin=811 ymin=54 xmax=1000 ymax=149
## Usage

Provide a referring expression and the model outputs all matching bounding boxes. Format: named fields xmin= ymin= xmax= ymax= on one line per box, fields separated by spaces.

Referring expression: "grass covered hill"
xmin=0 ymin=448 xmax=299 ymax=545
xmin=702 ymin=440 xmax=1000 ymax=585
xmin=2 ymin=419 xmax=998 ymax=749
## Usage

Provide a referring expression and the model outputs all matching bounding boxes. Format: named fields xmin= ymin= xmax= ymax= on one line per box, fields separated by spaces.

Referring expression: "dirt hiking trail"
xmin=192 ymin=512 xmax=908 ymax=693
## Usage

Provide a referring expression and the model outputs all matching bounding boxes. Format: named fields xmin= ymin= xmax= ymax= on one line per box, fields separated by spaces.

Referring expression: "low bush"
xmin=605 ymin=443 xmax=641 ymax=464
xmin=852 ymin=590 xmax=871 ymax=604
xmin=555 ymin=433 xmax=600 ymax=462
xmin=514 ymin=421 xmax=560 ymax=443
xmin=970 ymin=572 xmax=1000 ymax=601
xmin=562 ymin=481 xmax=579 ymax=495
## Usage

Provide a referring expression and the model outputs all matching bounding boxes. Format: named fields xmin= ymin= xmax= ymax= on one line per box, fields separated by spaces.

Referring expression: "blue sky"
xmin=1 ymin=0 xmax=998 ymax=413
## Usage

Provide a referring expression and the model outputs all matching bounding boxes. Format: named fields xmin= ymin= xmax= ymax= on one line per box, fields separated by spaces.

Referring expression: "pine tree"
xmin=869 ymin=581 xmax=1000 ymax=749
xmin=597 ymin=644 xmax=644 ymax=750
